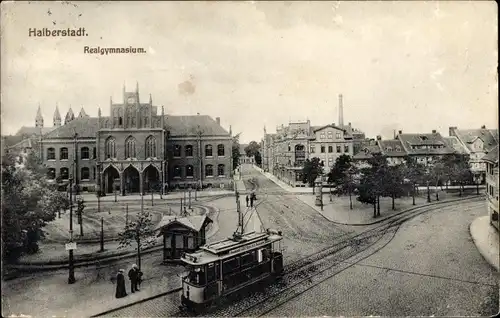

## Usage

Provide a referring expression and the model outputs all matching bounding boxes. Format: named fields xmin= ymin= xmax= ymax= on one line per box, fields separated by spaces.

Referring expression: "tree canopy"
xmin=301 ymin=157 xmax=324 ymax=187
xmin=244 ymin=141 xmax=261 ymax=158
xmin=2 ymin=152 xmax=69 ymax=262
xmin=232 ymin=132 xmax=242 ymax=170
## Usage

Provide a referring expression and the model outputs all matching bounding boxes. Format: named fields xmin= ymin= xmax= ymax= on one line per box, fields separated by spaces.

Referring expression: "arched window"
xmin=47 ymin=148 xmax=56 ymax=160
xmin=81 ymin=147 xmax=89 ymax=159
xmin=142 ymin=107 xmax=149 ymax=127
xmin=174 ymin=145 xmax=182 ymax=157
xmin=105 ymin=137 xmax=116 ymax=159
xmin=60 ymin=147 xmax=68 ymax=160
xmin=205 ymin=164 xmax=214 ymax=177
xmin=145 ymin=135 xmax=156 ymax=158
xmin=217 ymin=164 xmax=225 ymax=176
xmin=173 ymin=165 xmax=182 ymax=178
xmin=186 ymin=165 xmax=194 ymax=178
xmin=47 ymin=168 xmax=56 ymax=180
xmin=93 ymin=147 xmax=96 ymax=159
xmin=185 ymin=145 xmax=193 ymax=157
xmin=217 ymin=144 xmax=225 ymax=157
xmin=81 ymin=167 xmax=90 ymax=180
xmin=125 ymin=136 xmax=137 ymax=159
xmin=205 ymin=145 xmax=213 ymax=157
xmin=60 ymin=167 xmax=69 ymax=180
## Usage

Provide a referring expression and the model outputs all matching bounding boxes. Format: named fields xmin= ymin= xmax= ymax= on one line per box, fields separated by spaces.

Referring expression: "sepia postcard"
xmin=1 ymin=1 xmax=498 ymax=317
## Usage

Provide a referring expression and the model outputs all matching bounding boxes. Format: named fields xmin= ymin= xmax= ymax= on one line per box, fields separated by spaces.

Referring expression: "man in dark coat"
xmin=245 ymin=195 xmax=249 ymax=207
xmin=115 ymin=269 xmax=127 ymax=298
xmin=128 ymin=264 xmax=139 ymax=293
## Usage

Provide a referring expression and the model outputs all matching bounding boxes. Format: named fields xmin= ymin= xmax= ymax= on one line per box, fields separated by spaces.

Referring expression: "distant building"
xmin=261 ymin=94 xmax=365 ymax=187
xmin=239 ymin=144 xmax=255 ymax=165
xmin=483 ymin=146 xmax=499 ymax=231
xmin=449 ymin=126 xmax=499 ymax=184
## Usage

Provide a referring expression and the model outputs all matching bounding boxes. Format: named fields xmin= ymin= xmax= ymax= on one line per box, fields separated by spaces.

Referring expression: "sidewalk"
xmin=470 ymin=216 xmax=499 ymax=271
xmin=297 ymin=192 xmax=483 ymax=225
xmin=2 ymin=196 xmax=256 ymax=318
xmin=79 ymin=190 xmax=234 ymax=202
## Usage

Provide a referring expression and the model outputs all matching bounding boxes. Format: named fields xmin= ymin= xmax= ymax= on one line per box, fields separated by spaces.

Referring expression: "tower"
xmin=65 ymin=106 xmax=75 ymax=125
xmin=53 ymin=103 xmax=61 ymax=127
xmin=35 ymin=104 xmax=44 ymax=128
xmin=338 ymin=94 xmax=344 ymax=128
xmin=78 ymin=107 xmax=89 ymax=118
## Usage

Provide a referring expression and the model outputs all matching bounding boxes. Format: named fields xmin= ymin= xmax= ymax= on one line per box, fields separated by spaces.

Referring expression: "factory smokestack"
xmin=338 ymin=94 xmax=344 ymax=128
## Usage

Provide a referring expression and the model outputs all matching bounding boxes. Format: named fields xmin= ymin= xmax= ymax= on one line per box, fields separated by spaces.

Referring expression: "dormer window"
xmin=386 ymin=147 xmax=392 ymax=152
xmin=420 ymin=136 xmax=428 ymax=141
xmin=395 ymin=146 xmax=401 ymax=151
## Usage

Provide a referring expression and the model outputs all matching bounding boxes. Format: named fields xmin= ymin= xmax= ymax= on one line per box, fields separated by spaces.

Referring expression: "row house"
xmin=449 ymin=125 xmax=499 ymax=184
xmin=238 ymin=144 xmax=255 ymax=165
xmin=483 ymin=146 xmax=499 ymax=231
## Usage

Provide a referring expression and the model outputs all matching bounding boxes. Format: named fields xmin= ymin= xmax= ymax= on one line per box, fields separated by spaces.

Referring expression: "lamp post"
xmin=314 ymin=177 xmax=323 ymax=210
xmin=68 ymin=177 xmax=76 ymax=284
xmin=96 ymin=163 xmax=101 ymax=212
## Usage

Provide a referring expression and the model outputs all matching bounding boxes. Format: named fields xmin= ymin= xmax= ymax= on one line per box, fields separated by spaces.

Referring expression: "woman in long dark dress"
xmin=115 ymin=269 xmax=127 ymax=298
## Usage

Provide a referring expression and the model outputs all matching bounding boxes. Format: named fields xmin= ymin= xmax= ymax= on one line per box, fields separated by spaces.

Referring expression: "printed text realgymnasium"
xmin=84 ymin=46 xmax=147 ymax=55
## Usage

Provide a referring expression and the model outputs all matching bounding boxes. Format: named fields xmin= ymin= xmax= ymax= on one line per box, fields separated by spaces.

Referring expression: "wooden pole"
xmin=100 ymin=217 xmax=104 ymax=252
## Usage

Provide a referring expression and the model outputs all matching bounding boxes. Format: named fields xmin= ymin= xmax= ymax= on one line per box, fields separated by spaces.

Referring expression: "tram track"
xmin=99 ymin=195 xmax=482 ymax=317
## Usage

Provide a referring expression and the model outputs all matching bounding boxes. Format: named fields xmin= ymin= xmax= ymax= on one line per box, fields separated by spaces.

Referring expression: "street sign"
xmin=65 ymin=242 xmax=77 ymax=250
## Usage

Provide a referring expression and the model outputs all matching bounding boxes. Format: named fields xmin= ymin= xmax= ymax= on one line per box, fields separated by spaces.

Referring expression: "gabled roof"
xmin=2 ymin=135 xmax=25 ymax=148
xmin=154 ymin=214 xmax=213 ymax=233
xmin=44 ymin=117 xmax=100 ymax=139
xmin=312 ymin=124 xmax=345 ymax=133
xmin=352 ymin=144 xmax=381 ymax=160
xmin=15 ymin=126 xmax=54 ymax=137
xmin=443 ymin=136 xmax=468 ymax=154
xmin=483 ymin=146 xmax=499 ymax=164
xmin=396 ymin=133 xmax=455 ymax=155
xmin=165 ymin=115 xmax=230 ymax=137
xmin=453 ymin=128 xmax=498 ymax=152
xmin=377 ymin=139 xmax=407 ymax=157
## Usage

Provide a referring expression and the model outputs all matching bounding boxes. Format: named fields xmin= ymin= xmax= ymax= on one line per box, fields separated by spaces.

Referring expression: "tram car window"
xmin=240 ymin=251 xmax=257 ymax=269
xmin=206 ymin=263 xmax=217 ymax=283
xmin=187 ymin=266 xmax=206 ymax=286
xmin=222 ymin=258 xmax=240 ymax=275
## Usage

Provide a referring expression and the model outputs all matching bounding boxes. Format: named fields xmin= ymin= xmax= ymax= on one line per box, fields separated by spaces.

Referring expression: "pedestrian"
xmin=250 ymin=195 xmax=254 ymax=208
xmin=245 ymin=195 xmax=249 ymax=207
xmin=115 ymin=269 xmax=127 ymax=298
xmin=128 ymin=264 xmax=139 ymax=293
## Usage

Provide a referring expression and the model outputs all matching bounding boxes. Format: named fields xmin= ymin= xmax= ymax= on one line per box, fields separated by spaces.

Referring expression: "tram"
xmin=179 ymin=228 xmax=284 ymax=312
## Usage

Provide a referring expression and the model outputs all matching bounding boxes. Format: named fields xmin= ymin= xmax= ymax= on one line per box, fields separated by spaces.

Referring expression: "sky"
xmin=1 ymin=1 xmax=497 ymax=143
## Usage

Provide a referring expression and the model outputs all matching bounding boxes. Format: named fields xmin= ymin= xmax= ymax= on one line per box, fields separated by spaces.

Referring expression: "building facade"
xmin=449 ymin=126 xmax=499 ymax=184
xmin=238 ymin=144 xmax=255 ymax=165
xmin=261 ymin=94 xmax=365 ymax=187
xmin=34 ymin=84 xmax=233 ymax=195
xmin=483 ymin=146 xmax=499 ymax=231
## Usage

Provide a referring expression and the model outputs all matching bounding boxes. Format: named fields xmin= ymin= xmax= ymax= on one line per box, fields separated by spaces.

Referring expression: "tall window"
xmin=47 ymin=148 xmax=56 ymax=160
xmin=125 ymin=136 xmax=137 ymax=159
xmin=81 ymin=167 xmax=90 ymax=180
xmin=328 ymin=146 xmax=333 ymax=153
xmin=93 ymin=147 xmax=96 ymax=159
xmin=174 ymin=166 xmax=181 ymax=178
xmin=336 ymin=145 xmax=341 ymax=153
xmin=60 ymin=147 xmax=68 ymax=160
xmin=47 ymin=168 xmax=56 ymax=180
xmin=217 ymin=164 xmax=225 ymax=176
xmin=217 ymin=144 xmax=225 ymax=156
xmin=336 ymin=132 xmax=341 ymax=139
xmin=81 ymin=147 xmax=89 ymax=159
xmin=205 ymin=164 xmax=214 ymax=177
xmin=321 ymin=146 xmax=325 ymax=153
xmin=145 ymin=135 xmax=156 ymax=158
xmin=174 ymin=145 xmax=182 ymax=157
xmin=345 ymin=145 xmax=349 ymax=153
xmin=205 ymin=145 xmax=213 ymax=157
xmin=185 ymin=145 xmax=193 ymax=157
xmin=60 ymin=167 xmax=69 ymax=180
xmin=328 ymin=131 xmax=333 ymax=139
xmin=186 ymin=165 xmax=194 ymax=178
xmin=320 ymin=133 xmax=325 ymax=139
xmin=310 ymin=146 xmax=315 ymax=153
xmin=105 ymin=136 xmax=116 ymax=159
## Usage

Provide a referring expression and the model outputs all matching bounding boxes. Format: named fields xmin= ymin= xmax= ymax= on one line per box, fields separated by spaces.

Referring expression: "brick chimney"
xmin=338 ymin=94 xmax=344 ymax=128
xmin=216 ymin=117 xmax=220 ymax=125
xmin=398 ymin=130 xmax=402 ymax=135
xmin=481 ymin=125 xmax=486 ymax=129
xmin=432 ymin=129 xmax=437 ymax=134
xmin=376 ymin=135 xmax=382 ymax=141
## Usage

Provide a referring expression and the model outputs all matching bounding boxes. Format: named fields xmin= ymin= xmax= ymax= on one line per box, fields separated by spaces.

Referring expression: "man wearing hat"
xmin=128 ymin=264 xmax=140 ymax=293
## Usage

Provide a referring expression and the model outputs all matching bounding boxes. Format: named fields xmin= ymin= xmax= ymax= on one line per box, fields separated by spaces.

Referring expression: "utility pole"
xmin=74 ymin=132 xmax=79 ymax=196
xmin=188 ymin=187 xmax=192 ymax=209
xmin=180 ymin=198 xmax=183 ymax=214
xmin=126 ymin=204 xmax=129 ymax=225
xmin=96 ymin=163 xmax=101 ymax=212
xmin=100 ymin=217 xmax=104 ymax=252
xmin=68 ymin=177 xmax=75 ymax=284
xmin=196 ymin=125 xmax=203 ymax=190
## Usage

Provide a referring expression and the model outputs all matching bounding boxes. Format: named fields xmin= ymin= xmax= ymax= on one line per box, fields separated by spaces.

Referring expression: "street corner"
xmin=470 ymin=216 xmax=499 ymax=271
